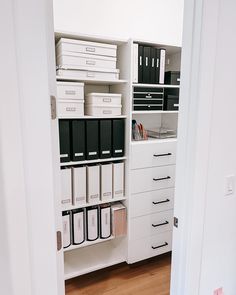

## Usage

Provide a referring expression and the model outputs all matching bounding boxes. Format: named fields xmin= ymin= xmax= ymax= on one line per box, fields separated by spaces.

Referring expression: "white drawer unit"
xmin=57 ymin=82 xmax=84 ymax=100
xmin=129 ymin=210 xmax=173 ymax=241
xmin=57 ymin=52 xmax=117 ymax=70
xmin=131 ymin=165 xmax=176 ymax=194
xmin=131 ymin=140 xmax=177 ymax=169
xmin=128 ymin=231 xmax=173 ymax=263
xmin=56 ymin=38 xmax=117 ymax=58
xmin=85 ymin=104 xmax=122 ymax=116
xmin=130 ymin=188 xmax=175 ymax=218
xmin=57 ymin=100 xmax=84 ymax=118
xmin=57 ymin=68 xmax=120 ymax=81
xmin=86 ymin=93 xmax=122 ymax=106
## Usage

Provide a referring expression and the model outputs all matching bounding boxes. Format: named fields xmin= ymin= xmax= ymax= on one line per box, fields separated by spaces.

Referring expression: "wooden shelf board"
xmin=60 ymin=156 xmax=126 ymax=167
xmin=62 ymin=196 xmax=126 ymax=211
xmin=56 ymin=75 xmax=127 ymax=85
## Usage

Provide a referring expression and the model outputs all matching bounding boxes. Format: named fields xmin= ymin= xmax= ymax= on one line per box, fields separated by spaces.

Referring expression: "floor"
xmin=66 ymin=253 xmax=171 ymax=295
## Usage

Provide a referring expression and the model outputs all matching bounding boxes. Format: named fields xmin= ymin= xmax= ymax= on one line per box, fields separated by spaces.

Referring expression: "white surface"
xmin=113 ymin=162 xmax=125 ymax=198
xmin=72 ymin=167 xmax=87 ymax=206
xmin=101 ymin=164 xmax=113 ymax=201
xmin=87 ymin=165 xmax=100 ymax=203
xmin=60 ymin=168 xmax=72 ymax=210
xmin=57 ymin=81 xmax=84 ymax=100
xmin=57 ymin=99 xmax=84 ymax=118
xmin=53 ymin=0 xmax=184 ymax=46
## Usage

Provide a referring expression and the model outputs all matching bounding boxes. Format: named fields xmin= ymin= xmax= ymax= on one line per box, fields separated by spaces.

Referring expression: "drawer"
xmin=133 ymin=99 xmax=163 ymax=105
xmin=131 ymin=165 xmax=175 ymax=194
xmin=133 ymin=105 xmax=163 ymax=111
xmin=57 ymin=68 xmax=119 ymax=81
xmin=130 ymin=210 xmax=173 ymax=240
xmin=128 ymin=231 xmax=172 ymax=263
xmin=57 ymin=82 xmax=84 ymax=100
xmin=57 ymin=38 xmax=117 ymax=58
xmin=133 ymin=93 xmax=163 ymax=99
xmin=133 ymin=87 xmax=164 ymax=93
xmin=58 ymin=100 xmax=84 ymax=118
xmin=86 ymin=93 xmax=121 ymax=106
xmin=130 ymin=188 xmax=175 ymax=218
xmin=131 ymin=140 xmax=176 ymax=169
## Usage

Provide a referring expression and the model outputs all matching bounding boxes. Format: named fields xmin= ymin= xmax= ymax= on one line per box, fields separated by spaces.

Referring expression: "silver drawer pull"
xmin=152 ymin=199 xmax=170 ymax=205
xmin=152 ymin=221 xmax=169 ymax=227
xmin=153 ymin=153 xmax=172 ymax=157
xmin=152 ymin=242 xmax=168 ymax=250
xmin=86 ymin=47 xmax=95 ymax=52
xmin=153 ymin=176 xmax=171 ymax=181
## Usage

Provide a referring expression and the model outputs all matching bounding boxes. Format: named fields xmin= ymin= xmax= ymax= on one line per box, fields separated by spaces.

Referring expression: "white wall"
xmin=53 ymin=0 xmax=184 ymax=46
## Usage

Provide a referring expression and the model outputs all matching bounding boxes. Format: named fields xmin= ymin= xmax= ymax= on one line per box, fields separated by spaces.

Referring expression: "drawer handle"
xmin=152 ymin=199 xmax=170 ymax=205
xmin=153 ymin=153 xmax=172 ymax=157
xmin=152 ymin=242 xmax=168 ymax=250
xmin=153 ymin=176 xmax=171 ymax=181
xmin=152 ymin=221 xmax=169 ymax=227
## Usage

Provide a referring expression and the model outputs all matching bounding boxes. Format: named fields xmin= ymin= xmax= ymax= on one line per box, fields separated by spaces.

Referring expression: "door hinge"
xmin=50 ymin=95 xmax=57 ymax=120
xmin=56 ymin=231 xmax=62 ymax=251
xmin=174 ymin=217 xmax=179 ymax=228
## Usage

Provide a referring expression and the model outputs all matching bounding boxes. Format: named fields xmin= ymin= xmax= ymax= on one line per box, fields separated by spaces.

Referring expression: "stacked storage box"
xmin=85 ymin=93 xmax=122 ymax=116
xmin=56 ymin=38 xmax=120 ymax=81
xmin=57 ymin=82 xmax=84 ymax=118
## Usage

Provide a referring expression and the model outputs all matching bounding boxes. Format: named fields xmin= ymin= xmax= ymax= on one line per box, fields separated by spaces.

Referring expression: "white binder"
xmin=62 ymin=211 xmax=71 ymax=248
xmin=87 ymin=165 xmax=100 ymax=203
xmin=100 ymin=206 xmax=111 ymax=239
xmin=72 ymin=167 xmax=86 ymax=206
xmin=100 ymin=164 xmax=112 ymax=201
xmin=159 ymin=49 xmax=166 ymax=84
xmin=113 ymin=162 xmax=124 ymax=198
xmin=60 ymin=168 xmax=72 ymax=210
xmin=72 ymin=209 xmax=85 ymax=245
xmin=86 ymin=207 xmax=98 ymax=241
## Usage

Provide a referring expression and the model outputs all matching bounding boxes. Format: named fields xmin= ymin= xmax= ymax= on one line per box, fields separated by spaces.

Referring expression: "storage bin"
xmin=86 ymin=93 xmax=121 ymax=106
xmin=57 ymin=82 xmax=84 ymax=100
xmin=58 ymin=100 xmax=84 ymax=118
xmin=85 ymin=104 xmax=121 ymax=116
xmin=56 ymin=38 xmax=117 ymax=58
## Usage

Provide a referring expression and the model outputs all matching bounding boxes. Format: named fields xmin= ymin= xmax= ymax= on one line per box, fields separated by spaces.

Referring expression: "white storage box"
xmin=85 ymin=104 xmax=121 ymax=116
xmin=57 ymin=82 xmax=84 ymax=100
xmin=58 ymin=100 xmax=84 ymax=118
xmin=86 ymin=93 xmax=122 ymax=106
xmin=56 ymin=68 xmax=120 ymax=81
xmin=57 ymin=52 xmax=117 ymax=70
xmin=56 ymin=38 xmax=117 ymax=57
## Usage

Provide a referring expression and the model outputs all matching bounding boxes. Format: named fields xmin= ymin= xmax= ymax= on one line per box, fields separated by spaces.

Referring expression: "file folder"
xmin=71 ymin=120 xmax=86 ymax=162
xmin=99 ymin=120 xmax=112 ymax=159
xmin=159 ymin=48 xmax=166 ymax=84
xmin=86 ymin=120 xmax=99 ymax=160
xmin=143 ymin=46 xmax=151 ymax=83
xmin=59 ymin=120 xmax=71 ymax=163
xmin=150 ymin=47 xmax=156 ymax=84
xmin=100 ymin=164 xmax=113 ymax=201
xmin=62 ymin=211 xmax=71 ymax=248
xmin=112 ymin=162 xmax=124 ymax=198
xmin=112 ymin=119 xmax=125 ymax=157
xmin=72 ymin=209 xmax=85 ymax=245
xmin=72 ymin=167 xmax=86 ymax=206
xmin=100 ymin=205 xmax=111 ymax=239
xmin=87 ymin=165 xmax=100 ymax=203
xmin=60 ymin=168 xmax=72 ymax=210
xmin=138 ymin=45 xmax=143 ymax=83
xmin=86 ymin=206 xmax=99 ymax=241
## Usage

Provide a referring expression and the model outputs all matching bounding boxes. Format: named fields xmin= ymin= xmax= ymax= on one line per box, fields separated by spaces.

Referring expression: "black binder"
xmin=150 ymin=47 xmax=156 ymax=84
xmin=155 ymin=49 xmax=160 ymax=84
xmin=86 ymin=120 xmax=99 ymax=160
xmin=143 ymin=46 xmax=151 ymax=84
xmin=71 ymin=120 xmax=85 ymax=162
xmin=112 ymin=119 xmax=125 ymax=157
xmin=138 ymin=45 xmax=143 ymax=83
xmin=59 ymin=120 xmax=71 ymax=163
xmin=99 ymin=120 xmax=112 ymax=159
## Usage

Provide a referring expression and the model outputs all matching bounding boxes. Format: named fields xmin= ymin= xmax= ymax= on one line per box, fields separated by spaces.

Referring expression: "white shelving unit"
xmin=54 ymin=31 xmax=181 ymax=283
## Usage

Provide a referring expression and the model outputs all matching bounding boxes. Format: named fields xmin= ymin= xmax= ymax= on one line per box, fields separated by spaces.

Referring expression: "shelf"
xmin=56 ymin=75 xmax=127 ymax=85
xmin=64 ymin=236 xmax=115 ymax=252
xmin=131 ymin=137 xmax=177 ymax=145
xmin=58 ymin=115 xmax=127 ymax=120
xmin=62 ymin=196 xmax=126 ymax=211
xmin=60 ymin=156 xmax=126 ymax=167
xmin=64 ymin=237 xmax=126 ymax=280
xmin=133 ymin=83 xmax=180 ymax=88
xmin=132 ymin=111 xmax=178 ymax=115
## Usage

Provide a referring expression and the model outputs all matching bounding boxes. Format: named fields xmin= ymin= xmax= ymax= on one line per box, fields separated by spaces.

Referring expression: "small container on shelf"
xmin=147 ymin=127 xmax=177 ymax=139
xmin=164 ymin=71 xmax=180 ymax=85
xmin=132 ymin=120 xmax=148 ymax=141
